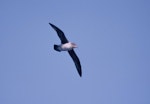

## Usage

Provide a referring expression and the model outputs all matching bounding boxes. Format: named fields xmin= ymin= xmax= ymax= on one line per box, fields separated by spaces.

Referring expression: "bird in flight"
xmin=49 ymin=23 xmax=82 ymax=77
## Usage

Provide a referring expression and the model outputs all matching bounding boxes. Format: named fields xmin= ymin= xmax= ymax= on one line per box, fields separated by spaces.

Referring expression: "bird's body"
xmin=55 ymin=42 xmax=77 ymax=52
xmin=49 ymin=23 xmax=82 ymax=77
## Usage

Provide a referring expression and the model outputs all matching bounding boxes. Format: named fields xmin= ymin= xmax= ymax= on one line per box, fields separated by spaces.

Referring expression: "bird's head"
xmin=71 ymin=42 xmax=78 ymax=48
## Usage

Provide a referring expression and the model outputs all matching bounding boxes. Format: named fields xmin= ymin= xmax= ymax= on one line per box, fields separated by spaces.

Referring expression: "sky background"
xmin=0 ymin=0 xmax=150 ymax=104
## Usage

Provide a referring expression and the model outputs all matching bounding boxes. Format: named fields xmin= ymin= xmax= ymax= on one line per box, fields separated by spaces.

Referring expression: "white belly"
xmin=61 ymin=42 xmax=73 ymax=51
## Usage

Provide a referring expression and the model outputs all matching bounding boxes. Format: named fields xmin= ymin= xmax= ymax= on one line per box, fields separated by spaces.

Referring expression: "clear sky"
xmin=0 ymin=0 xmax=150 ymax=104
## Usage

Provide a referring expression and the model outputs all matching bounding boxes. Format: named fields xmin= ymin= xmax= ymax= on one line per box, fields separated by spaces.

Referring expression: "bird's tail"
xmin=54 ymin=45 xmax=61 ymax=52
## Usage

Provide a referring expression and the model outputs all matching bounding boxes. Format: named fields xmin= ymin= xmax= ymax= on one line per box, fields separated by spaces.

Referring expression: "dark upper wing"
xmin=68 ymin=50 xmax=82 ymax=77
xmin=49 ymin=23 xmax=68 ymax=44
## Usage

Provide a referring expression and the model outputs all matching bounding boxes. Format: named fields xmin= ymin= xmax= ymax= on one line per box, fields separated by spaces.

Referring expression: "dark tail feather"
xmin=54 ymin=45 xmax=61 ymax=52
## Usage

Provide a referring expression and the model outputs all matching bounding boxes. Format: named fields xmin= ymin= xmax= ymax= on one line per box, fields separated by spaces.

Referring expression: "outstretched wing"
xmin=68 ymin=50 xmax=82 ymax=77
xmin=49 ymin=23 xmax=68 ymax=44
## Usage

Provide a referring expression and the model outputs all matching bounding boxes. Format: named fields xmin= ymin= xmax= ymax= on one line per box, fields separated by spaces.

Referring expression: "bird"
xmin=49 ymin=23 xmax=82 ymax=77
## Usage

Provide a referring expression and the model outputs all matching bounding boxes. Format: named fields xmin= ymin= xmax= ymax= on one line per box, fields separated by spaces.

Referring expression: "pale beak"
xmin=71 ymin=43 xmax=78 ymax=48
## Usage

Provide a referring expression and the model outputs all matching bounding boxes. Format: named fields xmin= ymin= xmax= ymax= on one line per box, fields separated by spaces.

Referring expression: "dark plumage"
xmin=49 ymin=23 xmax=82 ymax=77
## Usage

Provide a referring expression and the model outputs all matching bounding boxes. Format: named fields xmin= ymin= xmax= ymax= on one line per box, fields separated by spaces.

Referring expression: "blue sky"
xmin=0 ymin=0 xmax=150 ymax=104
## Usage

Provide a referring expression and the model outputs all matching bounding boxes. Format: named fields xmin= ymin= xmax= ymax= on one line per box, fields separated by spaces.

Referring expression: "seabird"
xmin=49 ymin=23 xmax=82 ymax=77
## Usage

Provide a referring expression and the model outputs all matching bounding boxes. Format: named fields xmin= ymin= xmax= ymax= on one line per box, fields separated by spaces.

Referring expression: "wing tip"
xmin=78 ymin=68 xmax=82 ymax=77
xmin=49 ymin=23 xmax=59 ymax=31
xmin=49 ymin=23 xmax=53 ymax=27
xmin=79 ymin=73 xmax=82 ymax=77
